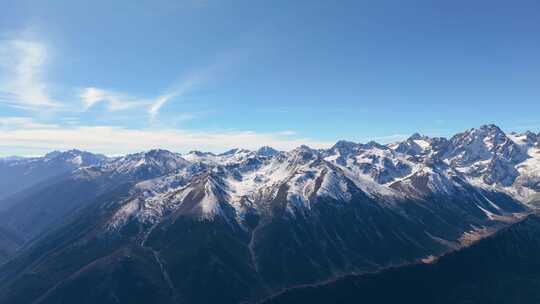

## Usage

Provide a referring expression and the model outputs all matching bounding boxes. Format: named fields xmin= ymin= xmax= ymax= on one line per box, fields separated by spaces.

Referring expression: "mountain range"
xmin=0 ymin=124 xmax=539 ymax=303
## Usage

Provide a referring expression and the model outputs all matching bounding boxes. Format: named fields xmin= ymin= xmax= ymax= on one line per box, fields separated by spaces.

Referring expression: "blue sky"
xmin=1 ymin=0 xmax=539 ymax=155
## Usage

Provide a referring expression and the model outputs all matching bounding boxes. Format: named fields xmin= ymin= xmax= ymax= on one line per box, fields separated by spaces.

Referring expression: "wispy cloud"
xmin=80 ymin=87 xmax=149 ymax=111
xmin=0 ymin=35 xmax=315 ymax=157
xmin=148 ymin=92 xmax=178 ymax=121
xmin=0 ymin=39 xmax=62 ymax=110
xmin=80 ymin=67 xmax=212 ymax=122
xmin=148 ymin=66 xmax=215 ymax=122
xmin=276 ymin=130 xmax=297 ymax=136
xmin=0 ymin=116 xmax=59 ymax=129
xmin=0 ymin=122 xmax=333 ymax=156
xmin=0 ymin=35 xmax=213 ymax=124
xmin=79 ymin=86 xmax=197 ymax=123
xmin=0 ymin=31 xmax=229 ymax=134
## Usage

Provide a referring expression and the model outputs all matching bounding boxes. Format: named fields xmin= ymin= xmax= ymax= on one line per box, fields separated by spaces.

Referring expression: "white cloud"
xmin=80 ymin=73 xmax=204 ymax=122
xmin=0 ymin=116 xmax=59 ymax=129
xmin=0 ymin=34 xmax=219 ymax=128
xmin=0 ymin=123 xmax=333 ymax=156
xmin=0 ymin=39 xmax=61 ymax=110
xmin=276 ymin=130 xmax=297 ymax=136
xmin=80 ymin=87 xmax=150 ymax=112
xmin=80 ymin=87 xmax=105 ymax=110
xmin=148 ymin=92 xmax=177 ymax=121
xmin=148 ymin=69 xmax=211 ymax=122
xmin=79 ymin=85 xmax=191 ymax=122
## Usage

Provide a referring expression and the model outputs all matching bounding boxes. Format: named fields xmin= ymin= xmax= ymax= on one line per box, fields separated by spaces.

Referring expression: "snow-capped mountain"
xmin=0 ymin=149 xmax=202 ymax=244
xmin=97 ymin=124 xmax=538 ymax=236
xmin=94 ymin=149 xmax=191 ymax=179
xmin=0 ymin=124 xmax=539 ymax=304
xmin=0 ymin=149 xmax=108 ymax=202
xmin=1 ymin=125 xmax=538 ymax=239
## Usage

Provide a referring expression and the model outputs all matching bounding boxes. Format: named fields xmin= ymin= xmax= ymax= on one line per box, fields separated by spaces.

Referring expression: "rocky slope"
xmin=265 ymin=213 xmax=540 ymax=304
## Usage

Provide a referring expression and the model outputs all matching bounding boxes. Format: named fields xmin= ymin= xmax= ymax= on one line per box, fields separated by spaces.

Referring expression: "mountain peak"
xmin=257 ymin=146 xmax=279 ymax=157
xmin=508 ymin=130 xmax=539 ymax=147
xmin=42 ymin=149 xmax=107 ymax=166
xmin=363 ymin=141 xmax=386 ymax=149
xmin=476 ymin=124 xmax=505 ymax=136
xmin=292 ymin=144 xmax=316 ymax=153
xmin=187 ymin=150 xmax=216 ymax=157
xmin=219 ymin=148 xmax=251 ymax=156
xmin=453 ymin=124 xmax=507 ymax=143
xmin=331 ymin=140 xmax=359 ymax=154
xmin=145 ymin=149 xmax=176 ymax=157
xmin=290 ymin=145 xmax=319 ymax=160
xmin=44 ymin=150 xmax=62 ymax=159
xmin=333 ymin=140 xmax=357 ymax=147
xmin=407 ymin=133 xmax=424 ymax=141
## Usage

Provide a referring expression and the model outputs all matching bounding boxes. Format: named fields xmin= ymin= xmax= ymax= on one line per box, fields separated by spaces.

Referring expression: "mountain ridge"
xmin=0 ymin=124 xmax=539 ymax=303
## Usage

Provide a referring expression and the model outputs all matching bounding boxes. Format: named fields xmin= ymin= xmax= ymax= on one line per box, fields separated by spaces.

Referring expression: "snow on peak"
xmin=99 ymin=149 xmax=189 ymax=179
xmin=42 ymin=149 xmax=107 ymax=167
xmin=187 ymin=150 xmax=215 ymax=157
xmin=389 ymin=165 xmax=458 ymax=197
xmin=73 ymin=124 xmax=540 ymax=231
xmin=287 ymin=145 xmax=319 ymax=166
xmin=407 ymin=133 xmax=424 ymax=141
xmin=393 ymin=135 xmax=433 ymax=157
xmin=219 ymin=148 xmax=251 ymax=156
xmin=257 ymin=146 xmax=279 ymax=157
xmin=448 ymin=124 xmax=525 ymax=166
xmin=332 ymin=140 xmax=359 ymax=153
xmin=316 ymin=169 xmax=353 ymax=202
xmin=509 ymin=131 xmax=539 ymax=148
xmin=109 ymin=172 xmax=231 ymax=229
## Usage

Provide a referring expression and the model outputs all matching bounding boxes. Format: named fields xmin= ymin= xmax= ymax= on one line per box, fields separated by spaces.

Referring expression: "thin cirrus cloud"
xmin=0 ymin=39 xmax=62 ymax=110
xmin=80 ymin=84 xmax=197 ymax=122
xmin=80 ymin=87 xmax=152 ymax=112
xmin=148 ymin=66 xmax=216 ymax=122
xmin=0 ymin=36 xmax=206 ymax=123
xmin=148 ymin=92 xmax=179 ymax=122
xmin=0 ymin=116 xmax=59 ymax=129
xmin=80 ymin=64 xmax=212 ymax=121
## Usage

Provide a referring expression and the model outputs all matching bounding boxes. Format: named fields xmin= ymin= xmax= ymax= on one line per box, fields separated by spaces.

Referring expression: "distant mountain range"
xmin=0 ymin=124 xmax=539 ymax=303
